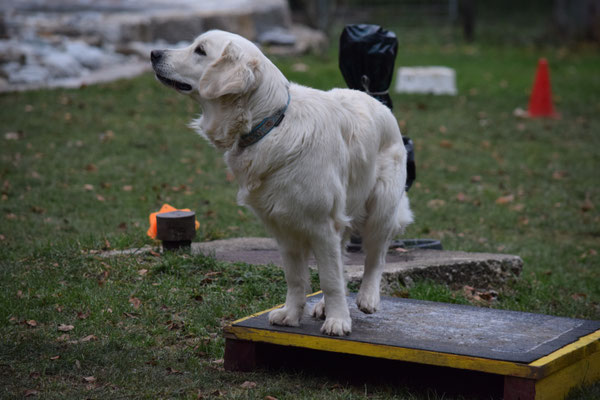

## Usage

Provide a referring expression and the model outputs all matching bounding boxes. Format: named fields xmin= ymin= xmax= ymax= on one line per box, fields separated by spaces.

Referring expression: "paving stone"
xmin=192 ymin=237 xmax=523 ymax=290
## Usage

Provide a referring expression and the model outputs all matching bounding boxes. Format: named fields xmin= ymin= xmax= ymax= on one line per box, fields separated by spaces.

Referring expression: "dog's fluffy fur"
xmin=151 ymin=30 xmax=413 ymax=336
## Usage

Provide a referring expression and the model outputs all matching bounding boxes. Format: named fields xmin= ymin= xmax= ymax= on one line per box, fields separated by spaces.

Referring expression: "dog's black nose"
xmin=150 ymin=50 xmax=163 ymax=64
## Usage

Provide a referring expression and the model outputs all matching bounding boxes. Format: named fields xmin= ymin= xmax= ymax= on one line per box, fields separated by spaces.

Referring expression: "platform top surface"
xmin=233 ymin=293 xmax=600 ymax=364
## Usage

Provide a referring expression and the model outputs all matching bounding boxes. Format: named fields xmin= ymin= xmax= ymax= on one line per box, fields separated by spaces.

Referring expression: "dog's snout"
xmin=150 ymin=50 xmax=163 ymax=64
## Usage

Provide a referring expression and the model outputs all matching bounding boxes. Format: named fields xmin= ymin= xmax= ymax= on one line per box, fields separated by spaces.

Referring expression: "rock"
xmin=0 ymin=40 xmax=28 ymax=64
xmin=257 ymin=27 xmax=296 ymax=46
xmin=0 ymin=0 xmax=326 ymax=92
xmin=2 ymin=62 xmax=49 ymax=84
xmin=64 ymin=40 xmax=105 ymax=69
xmin=41 ymin=52 xmax=83 ymax=78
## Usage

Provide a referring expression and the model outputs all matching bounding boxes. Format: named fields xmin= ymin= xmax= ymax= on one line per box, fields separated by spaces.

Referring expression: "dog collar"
xmin=238 ymin=92 xmax=290 ymax=148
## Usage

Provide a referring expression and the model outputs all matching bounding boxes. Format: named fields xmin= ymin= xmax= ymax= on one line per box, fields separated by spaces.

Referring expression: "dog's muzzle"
xmin=151 ymin=50 xmax=193 ymax=92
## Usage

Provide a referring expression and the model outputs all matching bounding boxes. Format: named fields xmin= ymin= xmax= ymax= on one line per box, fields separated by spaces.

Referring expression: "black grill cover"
xmin=339 ymin=24 xmax=398 ymax=109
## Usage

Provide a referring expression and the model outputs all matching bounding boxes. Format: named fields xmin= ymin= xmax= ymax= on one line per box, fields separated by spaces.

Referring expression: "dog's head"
xmin=151 ymin=30 xmax=261 ymax=100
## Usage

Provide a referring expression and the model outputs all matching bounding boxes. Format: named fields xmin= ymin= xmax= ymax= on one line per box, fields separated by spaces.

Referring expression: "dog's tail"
xmin=396 ymin=192 xmax=413 ymax=234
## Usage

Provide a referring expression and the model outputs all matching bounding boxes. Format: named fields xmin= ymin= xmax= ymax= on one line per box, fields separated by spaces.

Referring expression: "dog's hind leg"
xmin=268 ymin=242 xmax=310 ymax=327
xmin=357 ymin=144 xmax=412 ymax=314
xmin=356 ymin=228 xmax=389 ymax=314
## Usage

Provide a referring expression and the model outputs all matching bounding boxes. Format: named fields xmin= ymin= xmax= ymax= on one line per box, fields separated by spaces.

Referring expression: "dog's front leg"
xmin=312 ymin=236 xmax=351 ymax=336
xmin=269 ymin=246 xmax=309 ymax=327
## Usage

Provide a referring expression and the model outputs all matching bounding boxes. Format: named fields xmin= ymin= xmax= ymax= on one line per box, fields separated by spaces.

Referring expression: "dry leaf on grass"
xmin=166 ymin=367 xmax=182 ymax=375
xmin=455 ymin=192 xmax=468 ymax=202
xmin=495 ymin=194 xmax=514 ymax=205
xmin=439 ymin=139 xmax=453 ymax=148
xmin=240 ymin=381 xmax=257 ymax=389
xmin=129 ymin=297 xmax=141 ymax=309
xmin=427 ymin=199 xmax=446 ymax=209
xmin=581 ymin=198 xmax=594 ymax=212
xmin=58 ymin=324 xmax=74 ymax=332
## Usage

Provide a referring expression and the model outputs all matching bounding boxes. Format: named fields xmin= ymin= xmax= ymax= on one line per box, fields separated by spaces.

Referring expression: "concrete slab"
xmin=192 ymin=237 xmax=523 ymax=290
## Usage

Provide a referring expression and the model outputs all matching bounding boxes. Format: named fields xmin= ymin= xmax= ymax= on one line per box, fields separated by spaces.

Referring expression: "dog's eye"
xmin=194 ymin=45 xmax=206 ymax=56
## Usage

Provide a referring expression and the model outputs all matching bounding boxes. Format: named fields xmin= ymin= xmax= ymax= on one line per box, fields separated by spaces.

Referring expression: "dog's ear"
xmin=198 ymin=41 xmax=258 ymax=99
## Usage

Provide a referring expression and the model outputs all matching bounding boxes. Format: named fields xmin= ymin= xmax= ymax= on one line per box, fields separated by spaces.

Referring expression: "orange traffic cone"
xmin=527 ymin=58 xmax=559 ymax=118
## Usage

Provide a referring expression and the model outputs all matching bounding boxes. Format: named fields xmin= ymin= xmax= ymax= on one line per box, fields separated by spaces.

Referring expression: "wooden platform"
xmin=224 ymin=292 xmax=600 ymax=399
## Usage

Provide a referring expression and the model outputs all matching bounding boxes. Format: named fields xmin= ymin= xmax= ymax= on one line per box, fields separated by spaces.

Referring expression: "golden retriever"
xmin=151 ymin=30 xmax=412 ymax=336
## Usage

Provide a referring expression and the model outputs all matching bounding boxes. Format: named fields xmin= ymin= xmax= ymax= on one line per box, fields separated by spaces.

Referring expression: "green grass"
xmin=1 ymin=23 xmax=600 ymax=399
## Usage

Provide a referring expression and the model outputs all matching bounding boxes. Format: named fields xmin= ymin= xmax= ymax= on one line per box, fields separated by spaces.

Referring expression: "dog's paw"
xmin=268 ymin=307 xmax=301 ymax=327
xmin=320 ymin=317 xmax=352 ymax=336
xmin=311 ymin=299 xmax=326 ymax=320
xmin=356 ymin=290 xmax=380 ymax=314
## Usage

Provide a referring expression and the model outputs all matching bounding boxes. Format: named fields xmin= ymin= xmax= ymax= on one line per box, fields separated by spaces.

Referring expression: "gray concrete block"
xmin=192 ymin=237 xmax=523 ymax=290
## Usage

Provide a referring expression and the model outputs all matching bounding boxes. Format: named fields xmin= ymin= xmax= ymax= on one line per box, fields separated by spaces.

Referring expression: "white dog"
xmin=151 ymin=30 xmax=412 ymax=336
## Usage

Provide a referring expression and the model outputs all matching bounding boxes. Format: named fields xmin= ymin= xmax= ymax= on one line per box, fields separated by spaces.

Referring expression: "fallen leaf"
xmin=96 ymin=194 xmax=106 ymax=202
xmin=495 ymin=194 xmax=515 ymax=205
xmin=122 ymin=185 xmax=133 ymax=192
xmin=58 ymin=324 xmax=74 ymax=332
xmin=264 ymin=396 xmax=279 ymax=400
xmin=455 ymin=192 xmax=468 ymax=202
xmin=470 ymin=175 xmax=482 ymax=183
xmin=571 ymin=293 xmax=587 ymax=301
xmin=99 ymin=130 xmax=115 ymax=143
xmin=138 ymin=269 xmax=148 ymax=276
xmin=552 ymin=170 xmax=567 ymax=180
xmin=31 ymin=206 xmax=45 ymax=214
xmin=26 ymin=320 xmax=37 ymax=328
xmin=166 ymin=321 xmax=181 ymax=331
xmin=240 ymin=381 xmax=257 ymax=389
xmin=77 ymin=311 xmax=89 ymax=320
xmin=24 ymin=389 xmax=38 ymax=397
xmin=79 ymin=334 xmax=97 ymax=343
xmin=16 ymin=290 xmax=24 ymax=298
xmin=511 ymin=203 xmax=525 ymax=212
xmin=439 ymin=139 xmax=453 ymax=148
xmin=50 ymin=355 xmax=60 ymax=360
xmin=581 ymin=197 xmax=594 ymax=212
xmin=427 ymin=199 xmax=446 ymax=209
xmin=5 ymin=132 xmax=21 ymax=140
xmin=166 ymin=367 xmax=182 ymax=375
xmin=56 ymin=334 xmax=70 ymax=342
xmin=85 ymin=163 xmax=98 ymax=172
xmin=83 ymin=376 xmax=96 ymax=383
xmin=83 ymin=184 xmax=94 ymax=191
xmin=129 ymin=297 xmax=141 ymax=309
